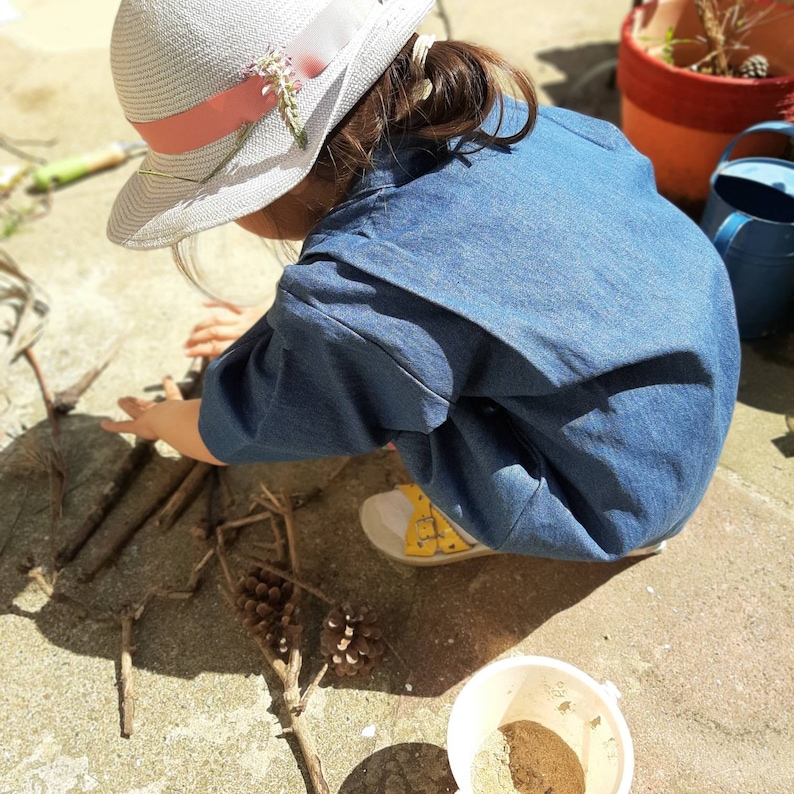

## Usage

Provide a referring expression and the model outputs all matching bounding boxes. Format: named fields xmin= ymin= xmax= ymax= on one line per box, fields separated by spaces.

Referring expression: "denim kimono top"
xmin=200 ymin=102 xmax=740 ymax=561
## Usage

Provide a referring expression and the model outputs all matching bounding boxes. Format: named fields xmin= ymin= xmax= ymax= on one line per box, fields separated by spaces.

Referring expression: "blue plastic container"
xmin=700 ymin=121 xmax=794 ymax=339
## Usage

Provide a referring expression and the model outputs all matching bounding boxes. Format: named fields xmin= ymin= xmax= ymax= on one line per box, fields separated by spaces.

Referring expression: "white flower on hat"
xmin=246 ymin=46 xmax=308 ymax=150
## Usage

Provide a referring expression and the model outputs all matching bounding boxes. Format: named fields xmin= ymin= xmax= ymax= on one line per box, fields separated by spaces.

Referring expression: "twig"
xmin=281 ymin=489 xmax=299 ymax=575
xmin=203 ymin=467 xmax=220 ymax=540
xmin=79 ymin=455 xmax=196 ymax=582
xmin=263 ymin=489 xmax=302 ymax=576
xmin=216 ymin=537 xmax=330 ymax=793
xmin=53 ymin=336 xmax=124 ymax=414
xmin=248 ymin=454 xmax=351 ymax=517
xmin=54 ymin=441 xmax=154 ymax=568
xmin=258 ymin=483 xmax=280 ymax=511
xmin=218 ymin=467 xmax=236 ymax=513
xmin=215 ymin=510 xmax=272 ymax=534
xmin=27 ymin=565 xmax=54 ymax=597
xmin=24 ymin=348 xmax=65 ymax=522
xmin=57 ymin=362 xmax=207 ymax=569
xmin=0 ymin=248 xmax=49 ymax=374
xmin=250 ymin=558 xmax=335 ymax=606
xmin=120 ymin=610 xmax=136 ymax=737
xmin=216 ymin=539 xmax=236 ymax=589
xmin=694 ymin=0 xmax=730 ymax=76
xmin=155 ymin=461 xmax=213 ymax=531
xmin=0 ymin=133 xmax=54 ymax=164
xmin=435 ymin=0 xmax=453 ymax=39
xmin=297 ymin=663 xmax=329 ymax=715
xmin=21 ymin=563 xmax=115 ymax=621
xmin=281 ymin=644 xmax=329 ymax=794
xmin=289 ymin=456 xmax=353 ymax=511
xmin=185 ymin=548 xmax=215 ymax=592
xmin=270 ymin=514 xmax=286 ymax=563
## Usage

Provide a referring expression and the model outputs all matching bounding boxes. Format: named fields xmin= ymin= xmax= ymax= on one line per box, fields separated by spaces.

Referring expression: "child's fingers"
xmin=117 ymin=396 xmax=154 ymax=419
xmin=185 ymin=326 xmax=241 ymax=346
xmin=100 ymin=418 xmax=136 ymax=434
xmin=190 ymin=313 xmax=241 ymax=332
xmin=162 ymin=375 xmax=184 ymax=401
xmin=184 ymin=340 xmax=227 ymax=359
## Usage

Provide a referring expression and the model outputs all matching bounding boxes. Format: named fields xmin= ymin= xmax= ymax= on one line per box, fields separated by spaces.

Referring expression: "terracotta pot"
xmin=617 ymin=0 xmax=794 ymax=214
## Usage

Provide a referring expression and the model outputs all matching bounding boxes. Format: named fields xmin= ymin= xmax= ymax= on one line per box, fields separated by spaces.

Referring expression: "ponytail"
xmin=312 ymin=35 xmax=537 ymax=197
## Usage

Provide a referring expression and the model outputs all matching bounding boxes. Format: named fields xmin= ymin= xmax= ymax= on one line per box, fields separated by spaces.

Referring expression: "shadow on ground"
xmin=1 ymin=411 xmax=639 ymax=702
xmin=737 ymin=330 xmax=794 ymax=414
xmin=339 ymin=743 xmax=457 ymax=794
xmin=535 ymin=42 xmax=621 ymax=125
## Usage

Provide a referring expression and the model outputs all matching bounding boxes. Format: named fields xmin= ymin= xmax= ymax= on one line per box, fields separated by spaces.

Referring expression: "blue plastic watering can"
xmin=700 ymin=121 xmax=794 ymax=339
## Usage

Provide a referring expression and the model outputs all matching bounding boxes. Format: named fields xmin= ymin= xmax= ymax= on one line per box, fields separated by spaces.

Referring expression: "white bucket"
xmin=447 ymin=656 xmax=634 ymax=794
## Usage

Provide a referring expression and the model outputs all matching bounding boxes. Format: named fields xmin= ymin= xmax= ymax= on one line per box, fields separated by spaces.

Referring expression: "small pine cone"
xmin=738 ymin=54 xmax=769 ymax=79
xmin=234 ymin=564 xmax=302 ymax=654
xmin=320 ymin=604 xmax=385 ymax=678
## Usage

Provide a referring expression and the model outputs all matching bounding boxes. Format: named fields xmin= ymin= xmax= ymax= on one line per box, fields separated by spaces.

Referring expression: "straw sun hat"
xmin=107 ymin=0 xmax=436 ymax=249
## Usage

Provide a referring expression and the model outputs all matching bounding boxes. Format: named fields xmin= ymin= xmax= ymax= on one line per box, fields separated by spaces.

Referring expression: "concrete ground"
xmin=1 ymin=1 xmax=792 ymax=792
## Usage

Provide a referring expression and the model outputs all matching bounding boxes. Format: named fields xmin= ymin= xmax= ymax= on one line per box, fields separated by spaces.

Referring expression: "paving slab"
xmin=1 ymin=1 xmax=793 ymax=793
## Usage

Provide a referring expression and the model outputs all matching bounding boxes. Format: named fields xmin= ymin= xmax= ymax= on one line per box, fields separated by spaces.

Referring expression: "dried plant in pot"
xmin=617 ymin=0 xmax=794 ymax=214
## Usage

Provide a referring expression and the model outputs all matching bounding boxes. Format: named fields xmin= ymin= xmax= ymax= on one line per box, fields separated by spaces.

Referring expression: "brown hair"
xmin=173 ymin=38 xmax=536 ymax=300
xmin=311 ymin=35 xmax=538 ymax=201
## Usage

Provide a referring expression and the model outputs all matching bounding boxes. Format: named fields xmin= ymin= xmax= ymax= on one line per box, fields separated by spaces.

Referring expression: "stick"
xmin=281 ymin=644 xmax=329 ymax=794
xmin=694 ymin=0 xmax=730 ymax=76
xmin=218 ymin=467 xmax=236 ymax=513
xmin=79 ymin=455 xmax=196 ymax=582
xmin=216 ymin=532 xmax=330 ymax=794
xmin=120 ymin=611 xmax=135 ymax=737
xmin=185 ymin=548 xmax=215 ymax=592
xmin=215 ymin=511 xmax=272 ymax=534
xmin=0 ymin=133 xmax=54 ymax=164
xmin=297 ymin=663 xmax=328 ymax=715
xmin=250 ymin=457 xmax=351 ymax=516
xmin=155 ymin=461 xmax=213 ymax=531
xmin=279 ymin=489 xmax=300 ymax=576
xmin=53 ymin=336 xmax=124 ymax=414
xmin=435 ymin=0 xmax=453 ymax=39
xmin=54 ymin=441 xmax=154 ymax=568
xmin=216 ymin=542 xmax=236 ymax=590
xmin=24 ymin=348 xmax=66 ymax=521
xmin=22 ymin=565 xmax=115 ymax=621
xmin=57 ymin=362 xmax=207 ymax=568
xmin=256 ymin=489 xmax=299 ymax=572
xmin=27 ymin=565 xmax=54 ymax=597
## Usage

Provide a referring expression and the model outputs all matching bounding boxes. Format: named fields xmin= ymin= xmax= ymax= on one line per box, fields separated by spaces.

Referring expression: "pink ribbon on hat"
xmin=130 ymin=0 xmax=377 ymax=155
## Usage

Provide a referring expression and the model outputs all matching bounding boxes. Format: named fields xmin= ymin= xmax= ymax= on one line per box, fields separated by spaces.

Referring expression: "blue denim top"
xmin=200 ymin=101 xmax=740 ymax=561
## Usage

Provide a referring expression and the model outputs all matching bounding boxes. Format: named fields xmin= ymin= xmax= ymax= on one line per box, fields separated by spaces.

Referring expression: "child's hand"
xmin=184 ymin=301 xmax=267 ymax=359
xmin=101 ymin=377 xmax=224 ymax=464
xmin=101 ymin=375 xmax=183 ymax=441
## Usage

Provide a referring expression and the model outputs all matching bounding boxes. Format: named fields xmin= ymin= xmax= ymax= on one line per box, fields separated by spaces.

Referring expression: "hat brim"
xmin=107 ymin=0 xmax=435 ymax=249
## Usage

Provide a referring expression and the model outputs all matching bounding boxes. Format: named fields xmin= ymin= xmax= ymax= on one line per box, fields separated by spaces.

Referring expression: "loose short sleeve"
xmin=198 ymin=287 xmax=450 ymax=464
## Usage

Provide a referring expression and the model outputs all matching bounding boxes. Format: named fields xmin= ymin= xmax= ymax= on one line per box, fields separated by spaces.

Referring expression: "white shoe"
xmin=624 ymin=540 xmax=667 ymax=557
xmin=359 ymin=485 xmax=497 ymax=567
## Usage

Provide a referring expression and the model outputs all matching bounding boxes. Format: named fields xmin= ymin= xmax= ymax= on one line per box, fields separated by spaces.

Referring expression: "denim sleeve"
xmin=197 ymin=288 xmax=450 ymax=464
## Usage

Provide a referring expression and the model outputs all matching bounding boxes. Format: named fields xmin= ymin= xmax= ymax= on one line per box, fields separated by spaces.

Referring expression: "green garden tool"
xmin=32 ymin=140 xmax=147 ymax=191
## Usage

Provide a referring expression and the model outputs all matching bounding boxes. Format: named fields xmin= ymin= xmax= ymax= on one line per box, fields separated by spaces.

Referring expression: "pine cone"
xmin=738 ymin=54 xmax=769 ymax=79
xmin=234 ymin=564 xmax=302 ymax=654
xmin=320 ymin=604 xmax=385 ymax=677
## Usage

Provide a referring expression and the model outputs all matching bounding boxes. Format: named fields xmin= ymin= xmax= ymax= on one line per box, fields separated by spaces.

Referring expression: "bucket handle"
xmin=711 ymin=211 xmax=751 ymax=259
xmin=717 ymin=120 xmax=794 ymax=169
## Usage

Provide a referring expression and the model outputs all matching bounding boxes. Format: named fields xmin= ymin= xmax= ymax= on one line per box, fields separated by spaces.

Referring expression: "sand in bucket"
xmin=472 ymin=719 xmax=586 ymax=794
